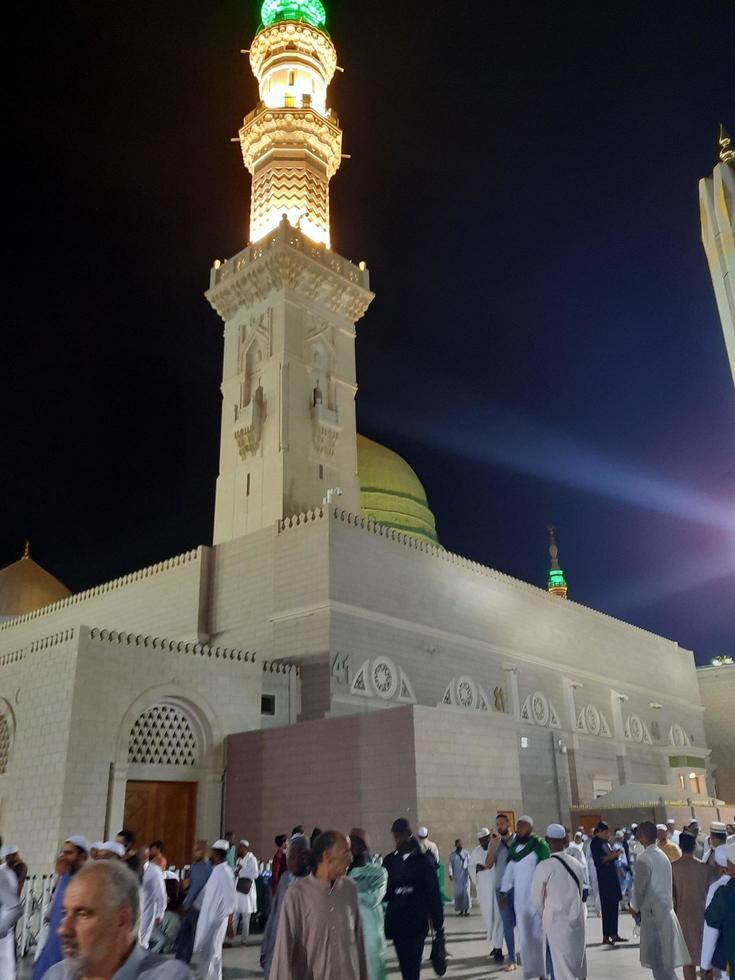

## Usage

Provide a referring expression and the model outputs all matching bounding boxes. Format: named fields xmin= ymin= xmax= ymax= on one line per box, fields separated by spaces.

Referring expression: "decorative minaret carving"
xmin=206 ymin=1 xmax=373 ymax=544
xmin=240 ymin=0 xmax=342 ymax=247
xmin=547 ymin=525 xmax=569 ymax=599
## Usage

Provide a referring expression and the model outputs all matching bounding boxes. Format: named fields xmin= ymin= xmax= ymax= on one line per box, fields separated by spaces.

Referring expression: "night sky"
xmin=4 ymin=1 xmax=733 ymax=662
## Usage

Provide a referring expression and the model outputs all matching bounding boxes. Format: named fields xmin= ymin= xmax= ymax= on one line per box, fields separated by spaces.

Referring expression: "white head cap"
xmin=727 ymin=840 xmax=735 ymax=864
xmin=0 ymin=845 xmax=18 ymax=859
xmin=615 ymin=830 xmax=624 ymax=839
xmin=417 ymin=827 xmax=429 ymax=839
xmin=631 ymin=823 xmax=638 ymax=830
xmin=212 ymin=839 xmax=230 ymax=851
xmin=518 ymin=815 xmax=534 ymax=828
xmin=240 ymin=839 xmax=250 ymax=847
xmin=710 ymin=822 xmax=727 ymax=834
xmin=99 ymin=840 xmax=125 ymax=858
xmin=666 ymin=818 xmax=675 ymax=825
xmin=477 ymin=827 xmax=491 ymax=839
xmin=546 ymin=824 xmax=566 ymax=840
xmin=656 ymin=824 xmax=668 ymax=832
xmin=574 ymin=831 xmax=583 ymax=840
xmin=715 ymin=845 xmax=729 ymax=868
xmin=65 ymin=835 xmax=91 ymax=853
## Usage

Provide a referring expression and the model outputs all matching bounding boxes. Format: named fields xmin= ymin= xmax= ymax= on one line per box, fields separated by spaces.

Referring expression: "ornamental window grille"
xmin=0 ymin=715 xmax=10 ymax=773
xmin=128 ymin=704 xmax=199 ymax=766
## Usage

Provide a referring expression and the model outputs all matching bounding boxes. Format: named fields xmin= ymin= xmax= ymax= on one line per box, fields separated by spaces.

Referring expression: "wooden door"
xmin=123 ymin=780 xmax=197 ymax=869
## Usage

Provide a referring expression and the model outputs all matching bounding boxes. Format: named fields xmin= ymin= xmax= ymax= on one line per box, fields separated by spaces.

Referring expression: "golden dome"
xmin=356 ymin=434 xmax=439 ymax=546
xmin=0 ymin=543 xmax=71 ymax=618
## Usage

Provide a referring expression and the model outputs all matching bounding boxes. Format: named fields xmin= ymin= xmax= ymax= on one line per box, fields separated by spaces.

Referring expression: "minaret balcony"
xmin=234 ymin=395 xmax=266 ymax=458
xmin=311 ymin=401 xmax=340 ymax=457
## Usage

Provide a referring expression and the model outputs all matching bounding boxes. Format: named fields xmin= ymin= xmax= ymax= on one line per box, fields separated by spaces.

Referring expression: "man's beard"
xmin=64 ymin=956 xmax=86 ymax=980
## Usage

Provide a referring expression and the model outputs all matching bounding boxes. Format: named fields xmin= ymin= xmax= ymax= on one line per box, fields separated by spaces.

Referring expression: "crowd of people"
xmin=0 ymin=814 xmax=733 ymax=980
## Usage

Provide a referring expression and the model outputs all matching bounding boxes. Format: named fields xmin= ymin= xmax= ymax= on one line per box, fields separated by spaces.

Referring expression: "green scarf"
xmin=507 ymin=834 xmax=550 ymax=863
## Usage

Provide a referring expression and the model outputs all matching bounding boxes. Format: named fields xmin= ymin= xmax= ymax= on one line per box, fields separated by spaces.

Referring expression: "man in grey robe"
xmin=448 ymin=839 xmax=471 ymax=915
xmin=631 ymin=821 xmax=690 ymax=980
xmin=271 ymin=830 xmax=368 ymax=980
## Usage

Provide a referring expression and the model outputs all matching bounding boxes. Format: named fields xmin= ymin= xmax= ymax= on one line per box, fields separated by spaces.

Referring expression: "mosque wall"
xmin=0 ymin=628 xmax=79 ymax=867
xmin=0 ymin=547 xmax=210 ymax=655
xmin=697 ymin=664 xmax=735 ymax=804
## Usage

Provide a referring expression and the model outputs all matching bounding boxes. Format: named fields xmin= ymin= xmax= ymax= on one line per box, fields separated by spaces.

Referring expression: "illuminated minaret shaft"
xmin=240 ymin=0 xmax=342 ymax=246
xmin=547 ymin=525 xmax=569 ymax=599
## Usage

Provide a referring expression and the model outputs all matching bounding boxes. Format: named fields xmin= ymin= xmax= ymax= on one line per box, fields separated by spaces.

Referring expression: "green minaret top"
xmin=260 ymin=0 xmax=327 ymax=30
xmin=546 ymin=525 xmax=569 ymax=598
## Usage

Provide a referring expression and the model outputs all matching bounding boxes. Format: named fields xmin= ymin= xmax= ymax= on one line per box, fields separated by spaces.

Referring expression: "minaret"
xmin=206 ymin=0 xmax=374 ymax=544
xmin=699 ymin=124 xmax=735 ymax=388
xmin=546 ymin=525 xmax=569 ymax=599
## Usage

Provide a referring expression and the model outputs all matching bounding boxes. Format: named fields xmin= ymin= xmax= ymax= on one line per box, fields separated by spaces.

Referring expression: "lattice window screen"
xmin=0 ymin=715 xmax=10 ymax=773
xmin=128 ymin=704 xmax=199 ymax=766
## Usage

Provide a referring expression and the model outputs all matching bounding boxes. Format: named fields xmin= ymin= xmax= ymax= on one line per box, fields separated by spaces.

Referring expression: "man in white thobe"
xmin=631 ymin=821 xmax=690 ymax=980
xmin=140 ymin=857 xmax=167 ymax=948
xmin=234 ymin=839 xmax=259 ymax=945
xmin=531 ymin=825 xmax=587 ymax=980
xmin=500 ymin=816 xmax=550 ymax=980
xmin=193 ymin=840 xmax=236 ymax=980
xmin=469 ymin=828 xmax=504 ymax=960
xmin=0 ymin=859 xmax=23 ymax=980
xmin=700 ymin=844 xmax=729 ymax=974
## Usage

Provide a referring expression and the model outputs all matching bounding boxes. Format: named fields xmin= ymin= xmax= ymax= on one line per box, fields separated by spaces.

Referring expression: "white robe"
xmin=140 ymin=861 xmax=167 ymax=948
xmin=194 ymin=861 xmax=236 ymax=980
xmin=469 ymin=845 xmax=503 ymax=949
xmin=0 ymin=865 xmax=23 ymax=980
xmin=700 ymin=874 xmax=729 ymax=970
xmin=501 ymin=849 xmax=546 ymax=978
xmin=531 ymin=853 xmax=587 ymax=980
xmin=631 ymin=844 xmax=690 ymax=972
xmin=236 ymin=852 xmax=260 ymax=915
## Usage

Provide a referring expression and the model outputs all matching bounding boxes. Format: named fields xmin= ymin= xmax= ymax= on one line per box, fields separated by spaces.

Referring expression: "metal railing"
xmin=17 ymin=874 xmax=55 ymax=961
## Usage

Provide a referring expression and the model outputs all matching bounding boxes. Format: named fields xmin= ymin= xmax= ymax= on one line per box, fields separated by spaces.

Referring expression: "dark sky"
xmin=4 ymin=1 xmax=733 ymax=662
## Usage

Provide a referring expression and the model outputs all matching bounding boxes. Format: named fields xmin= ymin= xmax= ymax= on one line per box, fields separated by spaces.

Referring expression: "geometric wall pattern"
xmin=0 ymin=713 xmax=10 ymax=774
xmin=350 ymin=657 xmax=415 ymax=704
xmin=520 ymin=691 xmax=561 ymax=729
xmin=128 ymin=703 xmax=199 ymax=766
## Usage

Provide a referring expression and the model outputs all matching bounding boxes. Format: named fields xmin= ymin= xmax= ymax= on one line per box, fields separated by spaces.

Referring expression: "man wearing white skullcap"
xmin=233 ymin=839 xmax=259 ymax=946
xmin=704 ymin=839 xmax=735 ymax=972
xmin=97 ymin=840 xmax=126 ymax=859
xmin=193 ymin=840 xmax=236 ymax=980
xmin=417 ymin=826 xmax=440 ymax=866
xmin=531 ymin=825 xmax=587 ymax=979
xmin=700 ymin=844 xmax=730 ymax=973
xmin=656 ymin=824 xmax=682 ymax=864
xmin=500 ymin=816 xmax=550 ymax=978
xmin=702 ymin=821 xmax=728 ymax=870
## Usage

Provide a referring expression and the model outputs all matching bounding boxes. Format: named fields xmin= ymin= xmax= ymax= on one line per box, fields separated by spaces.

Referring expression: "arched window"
xmin=128 ymin=703 xmax=199 ymax=767
xmin=0 ymin=700 xmax=15 ymax=774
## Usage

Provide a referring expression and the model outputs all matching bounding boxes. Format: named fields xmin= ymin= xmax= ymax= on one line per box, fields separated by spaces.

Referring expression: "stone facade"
xmin=698 ymin=663 xmax=735 ymax=806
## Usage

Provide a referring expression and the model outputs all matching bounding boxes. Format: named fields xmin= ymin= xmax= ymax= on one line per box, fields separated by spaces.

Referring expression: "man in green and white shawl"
xmin=499 ymin=816 xmax=550 ymax=979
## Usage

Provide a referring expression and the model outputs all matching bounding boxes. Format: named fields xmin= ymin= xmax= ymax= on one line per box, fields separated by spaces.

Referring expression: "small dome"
xmin=260 ymin=0 xmax=327 ymax=30
xmin=356 ymin=435 xmax=439 ymax=546
xmin=0 ymin=544 xmax=71 ymax=619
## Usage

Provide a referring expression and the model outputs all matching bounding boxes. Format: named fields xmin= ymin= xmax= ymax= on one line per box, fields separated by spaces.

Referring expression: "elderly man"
xmin=656 ymin=824 xmax=682 ymax=863
xmin=500 ymin=816 xmax=550 ymax=979
xmin=43 ymin=861 xmax=191 ymax=979
xmin=630 ymin=821 xmax=690 ymax=980
xmin=531 ymin=825 xmax=587 ymax=980
xmin=261 ymin=836 xmax=312 ymax=979
xmin=703 ymin=822 xmax=728 ymax=870
xmin=32 ymin=835 xmax=90 ymax=980
xmin=272 ymin=830 xmax=368 ymax=980
xmin=174 ymin=839 xmax=212 ymax=964
xmin=234 ymin=839 xmax=259 ymax=946
xmin=96 ymin=841 xmax=126 ymax=860
xmin=193 ymin=840 xmax=236 ymax=980
xmin=0 ymin=854 xmax=23 ymax=980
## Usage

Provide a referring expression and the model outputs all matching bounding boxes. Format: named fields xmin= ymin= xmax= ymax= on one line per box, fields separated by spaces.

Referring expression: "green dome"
xmin=260 ymin=0 xmax=327 ymax=30
xmin=356 ymin=435 xmax=440 ymax=546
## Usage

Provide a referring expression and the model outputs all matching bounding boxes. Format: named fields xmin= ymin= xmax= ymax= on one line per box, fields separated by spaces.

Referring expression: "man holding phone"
xmin=486 ymin=814 xmax=518 ymax=970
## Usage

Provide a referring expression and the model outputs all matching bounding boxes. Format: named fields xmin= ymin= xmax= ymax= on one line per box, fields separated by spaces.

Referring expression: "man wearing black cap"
xmin=383 ymin=818 xmax=444 ymax=980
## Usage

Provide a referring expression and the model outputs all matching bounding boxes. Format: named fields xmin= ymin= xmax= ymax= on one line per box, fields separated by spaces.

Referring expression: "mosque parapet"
xmin=206 ymin=218 xmax=373 ymax=323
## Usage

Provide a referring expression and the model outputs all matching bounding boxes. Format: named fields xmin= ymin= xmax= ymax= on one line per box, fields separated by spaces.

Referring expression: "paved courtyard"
xmin=20 ymin=905 xmax=658 ymax=979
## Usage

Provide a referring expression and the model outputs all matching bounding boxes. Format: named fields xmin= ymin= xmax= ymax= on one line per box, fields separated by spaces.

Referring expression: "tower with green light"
xmin=547 ymin=525 xmax=569 ymax=599
xmin=238 ymin=0 xmax=342 ymax=246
